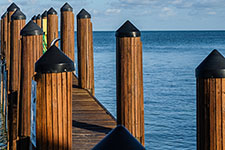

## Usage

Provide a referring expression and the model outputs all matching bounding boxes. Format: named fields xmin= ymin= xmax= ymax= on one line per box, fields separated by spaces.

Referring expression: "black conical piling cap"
xmin=61 ymin=2 xmax=73 ymax=12
xmin=47 ymin=7 xmax=57 ymax=15
xmin=116 ymin=20 xmax=141 ymax=37
xmin=195 ymin=49 xmax=225 ymax=78
xmin=92 ymin=125 xmax=145 ymax=150
xmin=36 ymin=14 xmax=41 ymax=19
xmin=77 ymin=9 xmax=91 ymax=19
xmin=7 ymin=3 xmax=20 ymax=12
xmin=11 ymin=9 xmax=26 ymax=20
xmin=20 ymin=20 xmax=43 ymax=36
xmin=1 ymin=12 xmax=7 ymax=19
xmin=35 ymin=45 xmax=75 ymax=73
xmin=32 ymin=15 xmax=36 ymax=20
xmin=41 ymin=10 xmax=47 ymax=18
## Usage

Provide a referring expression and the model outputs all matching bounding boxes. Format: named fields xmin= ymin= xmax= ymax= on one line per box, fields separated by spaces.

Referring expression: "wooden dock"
xmin=72 ymin=76 xmax=116 ymax=149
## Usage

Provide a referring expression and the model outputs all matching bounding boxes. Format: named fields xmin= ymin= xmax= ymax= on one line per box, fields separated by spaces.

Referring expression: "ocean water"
xmin=82 ymin=31 xmax=225 ymax=149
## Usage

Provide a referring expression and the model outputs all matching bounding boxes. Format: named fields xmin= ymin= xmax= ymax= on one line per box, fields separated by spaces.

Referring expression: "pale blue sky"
xmin=1 ymin=0 xmax=225 ymax=31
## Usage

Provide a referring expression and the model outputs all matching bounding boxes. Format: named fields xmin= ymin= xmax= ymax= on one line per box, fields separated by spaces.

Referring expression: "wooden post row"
xmin=36 ymin=14 xmax=41 ymax=27
xmin=47 ymin=7 xmax=58 ymax=48
xmin=77 ymin=9 xmax=95 ymax=95
xmin=195 ymin=49 xmax=225 ymax=150
xmin=8 ymin=9 xmax=26 ymax=150
xmin=60 ymin=2 xmax=75 ymax=61
xmin=18 ymin=21 xmax=43 ymax=149
xmin=116 ymin=20 xmax=145 ymax=145
xmin=41 ymin=10 xmax=47 ymax=53
xmin=35 ymin=45 xmax=75 ymax=150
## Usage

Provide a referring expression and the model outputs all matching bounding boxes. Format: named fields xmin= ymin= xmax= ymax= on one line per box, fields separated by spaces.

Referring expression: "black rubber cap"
xmin=41 ymin=10 xmax=47 ymax=18
xmin=20 ymin=20 xmax=43 ymax=36
xmin=48 ymin=7 xmax=57 ymax=15
xmin=7 ymin=3 xmax=20 ymax=12
xmin=32 ymin=15 xmax=36 ymax=20
xmin=61 ymin=2 xmax=73 ymax=12
xmin=11 ymin=9 xmax=26 ymax=20
xmin=1 ymin=12 xmax=7 ymax=19
xmin=36 ymin=14 xmax=41 ymax=19
xmin=116 ymin=20 xmax=141 ymax=37
xmin=35 ymin=45 xmax=75 ymax=73
xmin=77 ymin=9 xmax=91 ymax=19
xmin=92 ymin=125 xmax=145 ymax=150
xmin=196 ymin=49 xmax=225 ymax=78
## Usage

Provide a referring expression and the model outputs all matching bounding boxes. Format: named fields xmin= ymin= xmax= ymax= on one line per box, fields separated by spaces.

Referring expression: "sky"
xmin=1 ymin=0 xmax=225 ymax=31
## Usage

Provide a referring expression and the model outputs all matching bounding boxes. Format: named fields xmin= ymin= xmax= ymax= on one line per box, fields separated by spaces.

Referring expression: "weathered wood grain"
xmin=77 ymin=18 xmax=94 ymax=95
xmin=116 ymin=37 xmax=145 ymax=145
xmin=71 ymin=76 xmax=116 ymax=150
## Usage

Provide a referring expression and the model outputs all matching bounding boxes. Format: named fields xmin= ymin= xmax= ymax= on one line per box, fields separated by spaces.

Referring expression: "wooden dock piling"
xmin=18 ymin=21 xmax=43 ymax=149
xmin=8 ymin=9 xmax=26 ymax=150
xmin=35 ymin=45 xmax=75 ymax=150
xmin=36 ymin=14 xmax=41 ymax=27
xmin=47 ymin=7 xmax=58 ymax=48
xmin=195 ymin=49 xmax=225 ymax=150
xmin=6 ymin=3 xmax=20 ymax=92
xmin=60 ymin=3 xmax=75 ymax=61
xmin=116 ymin=20 xmax=144 ymax=145
xmin=77 ymin=9 xmax=95 ymax=95
xmin=1 ymin=12 xmax=7 ymax=57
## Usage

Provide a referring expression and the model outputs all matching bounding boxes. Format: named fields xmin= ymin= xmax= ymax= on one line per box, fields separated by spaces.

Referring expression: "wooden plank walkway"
xmin=72 ymin=75 xmax=116 ymax=149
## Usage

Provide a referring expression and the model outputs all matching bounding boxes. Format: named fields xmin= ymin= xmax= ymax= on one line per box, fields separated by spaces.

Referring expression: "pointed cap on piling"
xmin=77 ymin=9 xmax=91 ymax=19
xmin=61 ymin=2 xmax=73 ymax=12
xmin=195 ymin=49 xmax=225 ymax=78
xmin=36 ymin=14 xmax=41 ymax=19
xmin=7 ymin=2 xmax=20 ymax=12
xmin=47 ymin=7 xmax=57 ymax=15
xmin=92 ymin=125 xmax=145 ymax=150
xmin=20 ymin=20 xmax=43 ymax=36
xmin=1 ymin=12 xmax=7 ymax=19
xmin=32 ymin=15 xmax=36 ymax=20
xmin=11 ymin=9 xmax=26 ymax=20
xmin=41 ymin=10 xmax=47 ymax=18
xmin=116 ymin=20 xmax=141 ymax=37
xmin=35 ymin=45 xmax=75 ymax=73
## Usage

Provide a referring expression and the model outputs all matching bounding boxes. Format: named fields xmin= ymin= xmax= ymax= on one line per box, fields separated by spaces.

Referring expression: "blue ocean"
xmin=85 ymin=31 xmax=225 ymax=149
xmin=1 ymin=31 xmax=225 ymax=149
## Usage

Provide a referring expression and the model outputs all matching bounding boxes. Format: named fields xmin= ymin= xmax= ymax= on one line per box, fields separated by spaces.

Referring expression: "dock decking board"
xmin=72 ymin=75 xmax=116 ymax=150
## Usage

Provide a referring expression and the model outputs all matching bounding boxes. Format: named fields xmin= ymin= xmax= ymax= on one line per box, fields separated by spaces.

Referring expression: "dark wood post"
xmin=77 ymin=9 xmax=94 ymax=95
xmin=41 ymin=11 xmax=47 ymax=53
xmin=6 ymin=3 xmax=20 ymax=93
xmin=36 ymin=14 xmax=41 ymax=27
xmin=35 ymin=45 xmax=74 ymax=150
xmin=196 ymin=49 xmax=225 ymax=150
xmin=60 ymin=3 xmax=74 ymax=61
xmin=47 ymin=7 xmax=58 ymax=48
xmin=32 ymin=15 xmax=36 ymax=23
xmin=8 ymin=10 xmax=26 ymax=150
xmin=1 ymin=12 xmax=7 ymax=57
xmin=116 ymin=20 xmax=144 ymax=145
xmin=6 ymin=3 xmax=20 ymax=150
xmin=18 ymin=21 xmax=43 ymax=148
xmin=93 ymin=125 xmax=145 ymax=150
